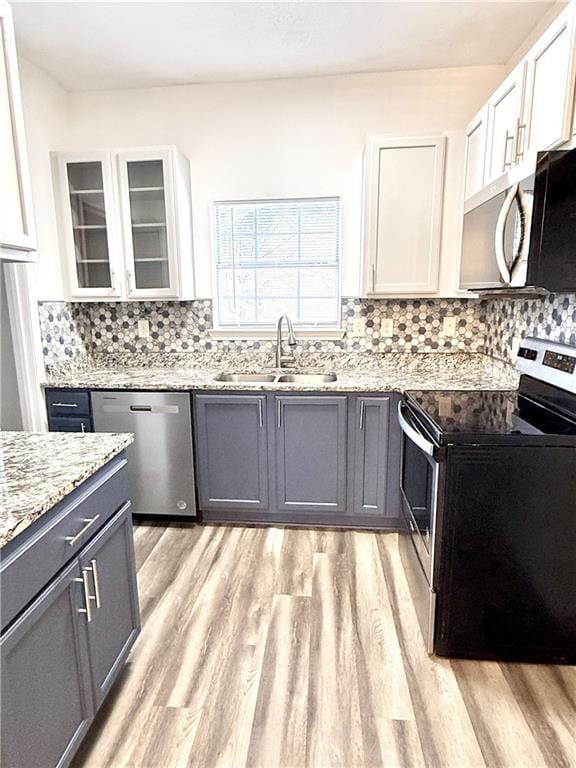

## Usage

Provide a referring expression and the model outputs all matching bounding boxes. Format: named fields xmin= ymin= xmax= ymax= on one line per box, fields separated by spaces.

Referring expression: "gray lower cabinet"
xmin=0 ymin=560 xmax=94 ymax=768
xmin=79 ymin=504 xmax=140 ymax=709
xmin=194 ymin=391 xmax=401 ymax=526
xmin=194 ymin=394 xmax=269 ymax=511
xmin=0 ymin=465 xmax=139 ymax=768
xmin=274 ymin=395 xmax=348 ymax=514
xmin=352 ymin=396 xmax=394 ymax=518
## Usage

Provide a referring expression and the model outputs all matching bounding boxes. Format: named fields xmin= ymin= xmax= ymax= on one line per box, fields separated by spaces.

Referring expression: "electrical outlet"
xmin=442 ymin=316 xmax=457 ymax=336
xmin=137 ymin=319 xmax=150 ymax=338
xmin=381 ymin=318 xmax=394 ymax=337
xmin=438 ymin=396 xmax=452 ymax=418
xmin=512 ymin=336 xmax=522 ymax=356
xmin=351 ymin=318 xmax=365 ymax=337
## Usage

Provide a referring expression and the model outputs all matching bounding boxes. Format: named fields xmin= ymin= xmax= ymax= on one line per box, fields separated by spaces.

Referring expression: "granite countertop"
xmin=0 ymin=431 xmax=134 ymax=548
xmin=44 ymin=351 xmax=520 ymax=393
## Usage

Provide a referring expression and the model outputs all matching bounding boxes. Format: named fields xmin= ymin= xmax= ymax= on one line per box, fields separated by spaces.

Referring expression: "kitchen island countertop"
xmin=0 ymin=431 xmax=134 ymax=548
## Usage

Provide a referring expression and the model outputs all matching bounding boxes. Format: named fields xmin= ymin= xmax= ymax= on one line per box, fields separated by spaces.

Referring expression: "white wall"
xmin=21 ymin=63 xmax=504 ymax=299
xmin=19 ymin=58 xmax=69 ymax=300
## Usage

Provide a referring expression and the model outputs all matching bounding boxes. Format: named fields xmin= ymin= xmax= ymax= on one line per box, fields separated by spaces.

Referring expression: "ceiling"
xmin=12 ymin=1 xmax=557 ymax=92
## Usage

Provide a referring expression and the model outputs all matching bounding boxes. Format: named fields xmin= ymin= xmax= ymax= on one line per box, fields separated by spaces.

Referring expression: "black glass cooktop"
xmin=405 ymin=389 xmax=576 ymax=445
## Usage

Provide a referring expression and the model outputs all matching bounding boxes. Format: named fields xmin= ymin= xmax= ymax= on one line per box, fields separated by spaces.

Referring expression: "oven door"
xmin=397 ymin=400 xmax=442 ymax=652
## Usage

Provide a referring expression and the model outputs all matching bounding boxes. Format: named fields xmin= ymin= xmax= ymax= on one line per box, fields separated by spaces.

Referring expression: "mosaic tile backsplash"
xmin=38 ymin=293 xmax=576 ymax=371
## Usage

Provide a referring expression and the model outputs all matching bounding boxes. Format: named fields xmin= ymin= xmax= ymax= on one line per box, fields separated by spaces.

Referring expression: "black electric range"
xmin=397 ymin=337 xmax=576 ymax=665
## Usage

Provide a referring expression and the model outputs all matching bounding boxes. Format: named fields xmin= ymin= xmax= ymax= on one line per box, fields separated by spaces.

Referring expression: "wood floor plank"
xmin=346 ymin=530 xmax=415 ymax=722
xmin=246 ymin=594 xmax=311 ymax=768
xmin=306 ymin=552 xmax=366 ymax=767
xmin=276 ymin=528 xmax=315 ymax=597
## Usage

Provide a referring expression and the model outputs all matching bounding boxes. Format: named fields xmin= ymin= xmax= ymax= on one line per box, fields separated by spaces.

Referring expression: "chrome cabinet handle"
xmin=514 ymin=119 xmax=526 ymax=162
xmin=65 ymin=515 xmax=100 ymax=546
xmin=75 ymin=569 xmax=95 ymax=622
xmin=52 ymin=402 xmax=78 ymax=408
xmin=502 ymin=130 xmax=514 ymax=172
xmin=371 ymin=263 xmax=376 ymax=292
xmin=277 ymin=400 xmax=282 ymax=429
xmin=89 ymin=558 xmax=101 ymax=608
xmin=258 ymin=399 xmax=263 ymax=429
xmin=359 ymin=400 xmax=366 ymax=430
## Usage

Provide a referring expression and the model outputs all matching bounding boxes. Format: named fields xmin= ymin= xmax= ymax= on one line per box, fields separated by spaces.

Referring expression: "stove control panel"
xmin=516 ymin=338 xmax=576 ymax=394
xmin=543 ymin=350 xmax=576 ymax=375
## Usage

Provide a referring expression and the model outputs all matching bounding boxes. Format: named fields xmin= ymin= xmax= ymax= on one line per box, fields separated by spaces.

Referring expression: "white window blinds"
xmin=214 ymin=197 xmax=340 ymax=328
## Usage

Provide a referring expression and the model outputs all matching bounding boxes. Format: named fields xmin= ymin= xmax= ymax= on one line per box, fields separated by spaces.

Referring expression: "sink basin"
xmin=276 ymin=372 xmax=337 ymax=384
xmin=214 ymin=373 xmax=276 ymax=383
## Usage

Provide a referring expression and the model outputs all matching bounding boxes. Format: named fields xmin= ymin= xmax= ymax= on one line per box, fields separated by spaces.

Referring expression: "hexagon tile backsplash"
xmin=37 ymin=293 xmax=576 ymax=370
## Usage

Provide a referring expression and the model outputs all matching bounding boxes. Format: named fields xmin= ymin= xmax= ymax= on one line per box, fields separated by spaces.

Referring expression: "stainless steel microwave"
xmin=460 ymin=148 xmax=576 ymax=293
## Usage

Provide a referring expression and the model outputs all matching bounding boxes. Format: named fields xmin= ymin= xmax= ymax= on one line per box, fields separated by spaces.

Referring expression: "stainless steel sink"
xmin=276 ymin=372 xmax=337 ymax=384
xmin=214 ymin=373 xmax=276 ymax=383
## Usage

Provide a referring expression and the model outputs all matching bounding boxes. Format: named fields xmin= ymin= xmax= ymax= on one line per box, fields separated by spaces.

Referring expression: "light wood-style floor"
xmin=73 ymin=523 xmax=576 ymax=768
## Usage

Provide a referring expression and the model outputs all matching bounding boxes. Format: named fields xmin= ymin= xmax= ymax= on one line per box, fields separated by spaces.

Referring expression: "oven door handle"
xmin=398 ymin=401 xmax=435 ymax=457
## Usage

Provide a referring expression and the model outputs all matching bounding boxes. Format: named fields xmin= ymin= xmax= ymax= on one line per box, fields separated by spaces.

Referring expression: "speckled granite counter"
xmin=0 ymin=431 xmax=134 ymax=548
xmin=45 ymin=352 xmax=519 ymax=393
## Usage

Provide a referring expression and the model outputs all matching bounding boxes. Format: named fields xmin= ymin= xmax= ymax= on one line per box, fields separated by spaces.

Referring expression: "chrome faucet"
xmin=275 ymin=315 xmax=297 ymax=368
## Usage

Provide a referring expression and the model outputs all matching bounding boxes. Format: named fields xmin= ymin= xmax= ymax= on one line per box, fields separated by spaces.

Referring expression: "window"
xmin=213 ymin=197 xmax=340 ymax=328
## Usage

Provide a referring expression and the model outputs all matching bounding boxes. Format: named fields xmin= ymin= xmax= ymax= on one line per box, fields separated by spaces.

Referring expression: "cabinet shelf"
xmin=73 ymin=224 xmax=107 ymax=230
xmin=133 ymin=257 xmax=169 ymax=263
xmin=131 ymin=222 xmax=167 ymax=228
xmin=69 ymin=189 xmax=105 ymax=195
xmin=76 ymin=259 xmax=110 ymax=264
xmin=128 ymin=186 xmax=165 ymax=192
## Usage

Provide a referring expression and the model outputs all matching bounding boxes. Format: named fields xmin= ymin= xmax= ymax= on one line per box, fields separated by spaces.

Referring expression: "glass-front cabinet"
xmin=56 ymin=153 xmax=122 ymax=297
xmin=117 ymin=151 xmax=177 ymax=297
xmin=53 ymin=147 xmax=195 ymax=300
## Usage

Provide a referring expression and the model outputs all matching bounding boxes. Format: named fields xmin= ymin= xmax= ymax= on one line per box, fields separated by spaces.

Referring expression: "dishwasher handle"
xmin=130 ymin=405 xmax=152 ymax=412
xmin=99 ymin=403 xmax=180 ymax=414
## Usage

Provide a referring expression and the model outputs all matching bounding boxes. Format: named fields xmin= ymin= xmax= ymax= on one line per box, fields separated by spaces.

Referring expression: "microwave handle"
xmin=494 ymin=183 xmax=518 ymax=284
xmin=398 ymin=401 xmax=435 ymax=457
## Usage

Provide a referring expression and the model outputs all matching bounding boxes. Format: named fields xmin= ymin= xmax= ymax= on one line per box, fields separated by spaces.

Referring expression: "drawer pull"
xmin=75 ymin=569 xmax=95 ymax=622
xmin=65 ymin=515 xmax=100 ymax=545
xmin=52 ymin=402 xmax=78 ymax=408
xmin=89 ymin=558 xmax=101 ymax=608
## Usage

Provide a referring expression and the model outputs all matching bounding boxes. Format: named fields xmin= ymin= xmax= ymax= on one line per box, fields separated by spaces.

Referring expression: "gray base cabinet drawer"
xmin=1 ymin=454 xmax=130 ymax=631
xmin=46 ymin=389 xmax=91 ymax=418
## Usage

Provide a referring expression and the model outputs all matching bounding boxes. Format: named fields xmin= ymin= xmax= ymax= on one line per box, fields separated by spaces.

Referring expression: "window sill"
xmin=209 ymin=328 xmax=346 ymax=341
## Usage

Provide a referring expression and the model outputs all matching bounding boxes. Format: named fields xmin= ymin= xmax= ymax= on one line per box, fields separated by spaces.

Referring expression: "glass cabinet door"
xmin=66 ymin=161 xmax=113 ymax=290
xmin=125 ymin=160 xmax=171 ymax=291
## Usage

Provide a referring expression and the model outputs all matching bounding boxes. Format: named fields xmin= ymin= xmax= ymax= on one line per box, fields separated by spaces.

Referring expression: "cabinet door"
xmin=55 ymin=152 xmax=122 ymax=298
xmin=363 ymin=135 xmax=446 ymax=296
xmin=194 ymin=394 xmax=269 ymax=511
xmin=352 ymin=396 xmax=393 ymax=518
xmin=0 ymin=0 xmax=36 ymax=257
xmin=463 ymin=107 xmax=488 ymax=201
xmin=117 ymin=150 xmax=180 ymax=299
xmin=274 ymin=395 xmax=348 ymax=514
xmin=0 ymin=560 xmax=94 ymax=768
xmin=523 ymin=6 xmax=576 ymax=155
xmin=79 ymin=503 xmax=140 ymax=709
xmin=484 ymin=63 xmax=526 ymax=184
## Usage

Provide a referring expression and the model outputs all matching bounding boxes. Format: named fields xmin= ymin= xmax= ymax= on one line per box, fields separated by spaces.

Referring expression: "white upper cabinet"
xmin=484 ymin=63 xmax=526 ymax=185
xmin=463 ymin=106 xmax=488 ymax=200
xmin=54 ymin=152 xmax=123 ymax=299
xmin=362 ymin=135 xmax=446 ymax=296
xmin=0 ymin=0 xmax=36 ymax=261
xmin=522 ymin=5 xmax=576 ymax=156
xmin=53 ymin=147 xmax=195 ymax=301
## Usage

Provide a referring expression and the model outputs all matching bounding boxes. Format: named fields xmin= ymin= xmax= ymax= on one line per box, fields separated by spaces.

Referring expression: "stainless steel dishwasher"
xmin=91 ymin=391 xmax=197 ymax=517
